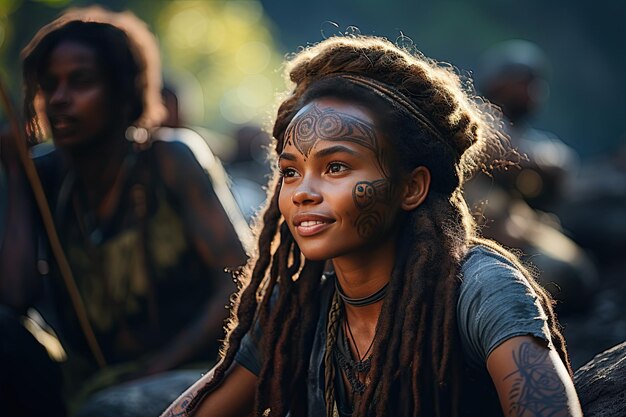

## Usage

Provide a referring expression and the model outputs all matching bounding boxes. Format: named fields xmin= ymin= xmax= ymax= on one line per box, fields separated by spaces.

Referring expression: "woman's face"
xmin=278 ymin=97 xmax=404 ymax=261
xmin=39 ymin=40 xmax=113 ymax=148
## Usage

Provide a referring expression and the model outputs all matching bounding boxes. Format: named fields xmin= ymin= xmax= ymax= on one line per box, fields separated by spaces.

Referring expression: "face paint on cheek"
xmin=355 ymin=211 xmax=384 ymax=239
xmin=352 ymin=178 xmax=393 ymax=239
xmin=353 ymin=179 xmax=392 ymax=209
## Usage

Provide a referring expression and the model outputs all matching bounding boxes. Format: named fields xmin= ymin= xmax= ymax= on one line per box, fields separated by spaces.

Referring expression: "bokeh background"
xmin=1 ymin=0 xmax=625 ymax=158
xmin=1 ymin=0 xmax=625 ymax=370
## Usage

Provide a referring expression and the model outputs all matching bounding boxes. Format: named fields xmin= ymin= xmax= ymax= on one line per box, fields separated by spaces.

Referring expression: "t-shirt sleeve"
xmin=457 ymin=247 xmax=553 ymax=369
xmin=234 ymin=321 xmax=263 ymax=376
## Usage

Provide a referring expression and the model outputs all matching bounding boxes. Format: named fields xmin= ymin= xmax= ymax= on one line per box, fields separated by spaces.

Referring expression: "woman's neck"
xmin=64 ymin=135 xmax=132 ymax=213
xmin=332 ymin=237 xmax=396 ymax=295
xmin=331 ymin=235 xmax=396 ymax=319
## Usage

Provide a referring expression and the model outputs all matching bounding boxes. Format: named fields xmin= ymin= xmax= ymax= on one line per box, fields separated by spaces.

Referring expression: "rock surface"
xmin=574 ymin=341 xmax=626 ymax=417
xmin=75 ymin=370 xmax=201 ymax=417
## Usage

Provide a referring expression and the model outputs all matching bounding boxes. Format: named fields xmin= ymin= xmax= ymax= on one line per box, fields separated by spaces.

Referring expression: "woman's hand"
xmin=161 ymin=363 xmax=256 ymax=417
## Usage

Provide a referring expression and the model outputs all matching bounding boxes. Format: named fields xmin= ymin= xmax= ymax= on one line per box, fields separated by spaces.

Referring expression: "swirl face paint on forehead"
xmin=284 ymin=103 xmax=389 ymax=177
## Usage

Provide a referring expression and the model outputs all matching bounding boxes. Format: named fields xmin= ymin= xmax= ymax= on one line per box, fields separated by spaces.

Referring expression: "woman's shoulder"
xmin=457 ymin=245 xmax=551 ymax=367
xmin=149 ymin=127 xmax=219 ymax=172
xmin=31 ymin=143 xmax=67 ymax=200
xmin=459 ymin=244 xmax=527 ymax=288
xmin=32 ymin=142 xmax=63 ymax=172
xmin=457 ymin=244 xmax=540 ymax=322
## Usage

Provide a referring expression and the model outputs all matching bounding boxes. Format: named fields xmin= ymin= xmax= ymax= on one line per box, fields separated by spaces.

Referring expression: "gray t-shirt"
xmin=235 ymin=244 xmax=552 ymax=378
xmin=456 ymin=246 xmax=552 ymax=370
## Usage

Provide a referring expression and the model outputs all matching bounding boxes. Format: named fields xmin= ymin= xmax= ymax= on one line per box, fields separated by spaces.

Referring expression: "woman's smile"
xmin=292 ymin=213 xmax=336 ymax=237
xmin=278 ymin=97 xmax=402 ymax=261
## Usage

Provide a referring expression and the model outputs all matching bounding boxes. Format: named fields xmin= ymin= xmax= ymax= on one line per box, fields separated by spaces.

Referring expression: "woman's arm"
xmin=141 ymin=140 xmax=248 ymax=374
xmin=487 ymin=335 xmax=583 ymax=417
xmin=152 ymin=140 xmax=247 ymax=268
xmin=0 ymin=132 xmax=40 ymax=312
xmin=161 ymin=363 xmax=257 ymax=417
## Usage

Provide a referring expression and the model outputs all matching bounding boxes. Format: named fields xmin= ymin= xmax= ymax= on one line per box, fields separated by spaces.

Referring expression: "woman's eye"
xmin=327 ymin=162 xmax=348 ymax=174
xmin=70 ymin=74 xmax=98 ymax=90
xmin=39 ymin=77 xmax=57 ymax=94
xmin=280 ymin=167 xmax=298 ymax=178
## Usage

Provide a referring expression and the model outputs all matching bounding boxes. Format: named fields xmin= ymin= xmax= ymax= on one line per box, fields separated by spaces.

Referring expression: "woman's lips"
xmin=49 ymin=116 xmax=78 ymax=137
xmin=296 ymin=220 xmax=333 ymax=236
xmin=293 ymin=214 xmax=335 ymax=237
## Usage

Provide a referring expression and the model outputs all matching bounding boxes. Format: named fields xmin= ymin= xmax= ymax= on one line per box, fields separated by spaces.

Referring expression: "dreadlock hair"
xmin=21 ymin=6 xmax=166 ymax=143
xmin=191 ymin=35 xmax=571 ymax=417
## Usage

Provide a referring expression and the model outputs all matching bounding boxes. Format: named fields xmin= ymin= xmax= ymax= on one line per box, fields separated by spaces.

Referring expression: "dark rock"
xmin=574 ymin=341 xmax=626 ymax=417
xmin=75 ymin=370 xmax=202 ymax=417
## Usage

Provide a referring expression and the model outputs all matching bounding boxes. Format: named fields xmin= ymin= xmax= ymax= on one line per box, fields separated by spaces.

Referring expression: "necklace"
xmin=334 ymin=309 xmax=374 ymax=396
xmin=334 ymin=278 xmax=389 ymax=307
xmin=344 ymin=313 xmax=374 ymax=362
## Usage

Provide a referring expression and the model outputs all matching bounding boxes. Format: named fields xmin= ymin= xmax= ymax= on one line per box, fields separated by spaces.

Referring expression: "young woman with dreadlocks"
xmin=162 ymin=35 xmax=582 ymax=417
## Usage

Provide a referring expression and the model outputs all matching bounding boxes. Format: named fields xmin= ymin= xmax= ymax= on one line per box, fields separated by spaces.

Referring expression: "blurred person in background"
xmin=10 ymin=5 xmax=248 ymax=415
xmin=478 ymin=39 xmax=578 ymax=211
xmin=465 ymin=39 xmax=598 ymax=314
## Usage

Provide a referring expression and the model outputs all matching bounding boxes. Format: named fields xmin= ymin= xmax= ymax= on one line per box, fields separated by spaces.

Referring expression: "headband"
xmin=319 ymin=73 xmax=459 ymax=157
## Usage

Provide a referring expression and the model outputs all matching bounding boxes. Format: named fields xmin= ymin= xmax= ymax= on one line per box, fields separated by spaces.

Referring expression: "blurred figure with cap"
xmin=478 ymin=39 xmax=578 ymax=210
xmin=466 ymin=39 xmax=597 ymax=315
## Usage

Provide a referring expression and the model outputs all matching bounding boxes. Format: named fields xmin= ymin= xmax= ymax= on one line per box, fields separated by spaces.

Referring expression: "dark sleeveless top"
xmin=34 ymin=142 xmax=236 ymax=366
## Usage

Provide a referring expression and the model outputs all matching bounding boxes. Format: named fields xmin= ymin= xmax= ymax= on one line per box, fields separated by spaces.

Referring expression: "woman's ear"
xmin=401 ymin=166 xmax=431 ymax=211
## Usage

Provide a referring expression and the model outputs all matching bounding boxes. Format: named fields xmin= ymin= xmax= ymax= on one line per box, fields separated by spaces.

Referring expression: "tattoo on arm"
xmin=162 ymin=392 xmax=194 ymax=416
xmin=504 ymin=342 xmax=568 ymax=417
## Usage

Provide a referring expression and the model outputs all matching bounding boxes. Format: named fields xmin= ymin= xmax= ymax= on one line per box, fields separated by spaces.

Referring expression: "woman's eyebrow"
xmin=278 ymin=152 xmax=297 ymax=162
xmin=314 ymin=145 xmax=359 ymax=159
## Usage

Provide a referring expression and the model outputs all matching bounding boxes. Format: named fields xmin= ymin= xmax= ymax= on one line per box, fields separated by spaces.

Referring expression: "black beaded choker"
xmin=334 ymin=278 xmax=389 ymax=307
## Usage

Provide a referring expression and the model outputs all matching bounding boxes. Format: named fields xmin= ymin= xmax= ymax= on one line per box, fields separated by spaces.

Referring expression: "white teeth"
xmin=300 ymin=220 xmax=324 ymax=227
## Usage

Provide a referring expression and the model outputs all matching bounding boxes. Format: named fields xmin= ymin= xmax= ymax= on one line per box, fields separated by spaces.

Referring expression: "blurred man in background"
xmin=478 ymin=39 xmax=579 ymax=211
xmin=466 ymin=39 xmax=598 ymax=315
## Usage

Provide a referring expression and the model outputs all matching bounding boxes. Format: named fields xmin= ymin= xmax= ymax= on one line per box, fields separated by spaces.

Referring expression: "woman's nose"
xmin=292 ymin=180 xmax=322 ymax=205
xmin=48 ymin=84 xmax=70 ymax=107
